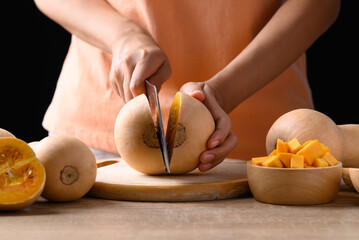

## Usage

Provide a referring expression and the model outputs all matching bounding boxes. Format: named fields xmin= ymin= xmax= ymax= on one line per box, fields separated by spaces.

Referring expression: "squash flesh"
xmin=290 ymin=155 xmax=304 ymax=168
xmin=166 ymin=92 xmax=181 ymax=161
xmin=296 ymin=140 xmax=324 ymax=166
xmin=0 ymin=138 xmax=45 ymax=209
xmin=252 ymin=138 xmax=339 ymax=169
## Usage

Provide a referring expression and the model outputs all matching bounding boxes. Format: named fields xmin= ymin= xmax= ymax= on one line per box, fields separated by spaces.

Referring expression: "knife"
xmin=145 ymin=80 xmax=171 ymax=174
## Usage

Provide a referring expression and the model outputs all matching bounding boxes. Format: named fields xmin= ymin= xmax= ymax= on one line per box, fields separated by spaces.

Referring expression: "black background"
xmin=2 ymin=1 xmax=358 ymax=143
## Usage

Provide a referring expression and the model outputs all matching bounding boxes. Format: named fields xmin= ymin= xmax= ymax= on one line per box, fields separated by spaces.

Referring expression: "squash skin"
xmin=114 ymin=93 xmax=215 ymax=175
xmin=349 ymin=168 xmax=359 ymax=193
xmin=338 ymin=125 xmax=359 ymax=168
xmin=169 ymin=93 xmax=215 ymax=174
xmin=114 ymin=94 xmax=165 ymax=174
xmin=266 ymin=109 xmax=359 ymax=168
xmin=0 ymin=138 xmax=46 ymax=211
xmin=0 ymin=128 xmax=16 ymax=138
xmin=33 ymin=135 xmax=97 ymax=202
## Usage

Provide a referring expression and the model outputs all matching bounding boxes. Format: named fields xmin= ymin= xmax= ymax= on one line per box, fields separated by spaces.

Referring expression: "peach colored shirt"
xmin=43 ymin=0 xmax=313 ymax=160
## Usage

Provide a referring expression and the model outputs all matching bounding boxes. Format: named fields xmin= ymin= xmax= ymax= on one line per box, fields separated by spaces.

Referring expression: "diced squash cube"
xmin=296 ymin=139 xmax=324 ymax=166
xmin=321 ymin=146 xmax=329 ymax=155
xmin=313 ymin=158 xmax=329 ymax=167
xmin=322 ymin=152 xmax=338 ymax=166
xmin=276 ymin=139 xmax=288 ymax=154
xmin=268 ymin=149 xmax=276 ymax=157
xmin=294 ymin=140 xmax=311 ymax=153
xmin=252 ymin=156 xmax=268 ymax=166
xmin=319 ymin=143 xmax=330 ymax=155
xmin=303 ymin=140 xmax=313 ymax=146
xmin=288 ymin=137 xmax=302 ymax=154
xmin=290 ymin=155 xmax=304 ymax=168
xmin=278 ymin=153 xmax=293 ymax=168
xmin=262 ymin=155 xmax=283 ymax=168
xmin=250 ymin=137 xmax=338 ymax=169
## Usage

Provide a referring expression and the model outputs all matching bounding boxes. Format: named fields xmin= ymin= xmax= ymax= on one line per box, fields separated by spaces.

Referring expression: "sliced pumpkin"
xmin=0 ymin=138 xmax=45 ymax=211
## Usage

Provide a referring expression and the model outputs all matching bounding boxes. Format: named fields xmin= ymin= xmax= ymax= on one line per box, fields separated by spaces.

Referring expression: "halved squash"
xmin=114 ymin=92 xmax=215 ymax=175
xmin=0 ymin=138 xmax=45 ymax=211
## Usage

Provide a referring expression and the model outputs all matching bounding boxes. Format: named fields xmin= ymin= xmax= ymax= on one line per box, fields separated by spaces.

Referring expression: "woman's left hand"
xmin=180 ymin=82 xmax=238 ymax=172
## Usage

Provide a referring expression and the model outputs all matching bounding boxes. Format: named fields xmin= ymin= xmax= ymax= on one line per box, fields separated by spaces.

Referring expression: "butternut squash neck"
xmin=339 ymin=124 xmax=359 ymax=168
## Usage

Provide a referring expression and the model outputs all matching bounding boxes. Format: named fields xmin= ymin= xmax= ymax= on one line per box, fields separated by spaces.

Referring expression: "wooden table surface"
xmin=1 ymin=187 xmax=358 ymax=240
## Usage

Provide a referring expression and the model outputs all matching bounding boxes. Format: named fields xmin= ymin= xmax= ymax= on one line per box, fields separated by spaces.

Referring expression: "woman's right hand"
xmin=110 ymin=25 xmax=172 ymax=102
xmin=34 ymin=0 xmax=171 ymax=103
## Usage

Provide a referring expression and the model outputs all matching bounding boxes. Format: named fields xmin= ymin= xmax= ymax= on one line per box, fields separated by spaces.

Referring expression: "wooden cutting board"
xmin=87 ymin=158 xmax=249 ymax=202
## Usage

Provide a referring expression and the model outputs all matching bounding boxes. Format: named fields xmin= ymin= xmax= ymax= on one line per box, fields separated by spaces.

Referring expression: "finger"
xmin=200 ymin=131 xmax=238 ymax=164
xmin=198 ymin=157 xmax=225 ymax=172
xmin=123 ymin=67 xmax=134 ymax=103
xmin=110 ymin=76 xmax=120 ymax=97
xmin=202 ymin=93 xmax=232 ymax=149
xmin=208 ymin=115 xmax=232 ymax=149
xmin=130 ymin=52 xmax=171 ymax=97
xmin=147 ymin=60 xmax=172 ymax=91
xmin=180 ymin=82 xmax=205 ymax=102
xmin=109 ymin=67 xmax=124 ymax=100
xmin=130 ymin=63 xmax=148 ymax=97
xmin=198 ymin=132 xmax=238 ymax=172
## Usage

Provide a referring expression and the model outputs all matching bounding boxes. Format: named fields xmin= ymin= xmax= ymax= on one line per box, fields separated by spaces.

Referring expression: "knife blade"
xmin=145 ymin=80 xmax=170 ymax=174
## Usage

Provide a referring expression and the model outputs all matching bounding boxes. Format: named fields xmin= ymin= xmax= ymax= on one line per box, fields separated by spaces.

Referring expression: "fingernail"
xmin=210 ymin=140 xmax=219 ymax=148
xmin=203 ymin=153 xmax=215 ymax=163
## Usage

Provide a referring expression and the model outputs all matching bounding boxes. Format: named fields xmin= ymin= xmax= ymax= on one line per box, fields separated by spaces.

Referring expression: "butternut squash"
xmin=0 ymin=138 xmax=45 ymax=211
xmin=33 ymin=135 xmax=97 ymax=202
xmin=0 ymin=128 xmax=16 ymax=138
xmin=266 ymin=109 xmax=359 ymax=168
xmin=114 ymin=92 xmax=215 ymax=175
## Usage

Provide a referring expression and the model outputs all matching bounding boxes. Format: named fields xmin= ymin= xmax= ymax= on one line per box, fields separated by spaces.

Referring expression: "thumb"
xmin=179 ymin=82 xmax=206 ymax=102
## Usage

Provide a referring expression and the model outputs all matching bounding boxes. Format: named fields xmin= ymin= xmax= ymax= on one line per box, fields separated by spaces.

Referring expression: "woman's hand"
xmin=34 ymin=0 xmax=172 ymax=103
xmin=110 ymin=26 xmax=172 ymax=102
xmin=180 ymin=82 xmax=238 ymax=172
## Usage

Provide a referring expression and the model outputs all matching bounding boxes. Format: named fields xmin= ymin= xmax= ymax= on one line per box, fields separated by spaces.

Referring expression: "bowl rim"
xmin=247 ymin=160 xmax=342 ymax=171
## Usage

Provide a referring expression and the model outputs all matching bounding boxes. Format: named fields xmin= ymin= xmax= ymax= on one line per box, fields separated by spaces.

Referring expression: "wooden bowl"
xmin=343 ymin=167 xmax=359 ymax=193
xmin=247 ymin=161 xmax=342 ymax=205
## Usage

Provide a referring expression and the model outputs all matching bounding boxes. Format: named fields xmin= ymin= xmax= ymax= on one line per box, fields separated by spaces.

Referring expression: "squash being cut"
xmin=114 ymin=92 xmax=215 ymax=175
xmin=0 ymin=138 xmax=45 ymax=211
